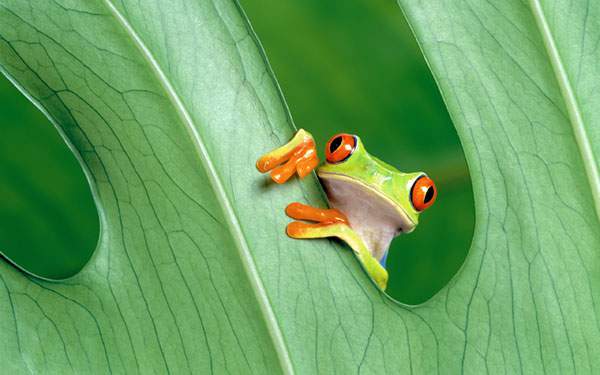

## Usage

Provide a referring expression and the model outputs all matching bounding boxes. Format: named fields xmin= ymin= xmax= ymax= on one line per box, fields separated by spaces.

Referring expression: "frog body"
xmin=256 ymin=129 xmax=437 ymax=290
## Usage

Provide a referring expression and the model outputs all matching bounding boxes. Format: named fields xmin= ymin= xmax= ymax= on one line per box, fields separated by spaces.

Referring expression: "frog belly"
xmin=320 ymin=176 xmax=411 ymax=263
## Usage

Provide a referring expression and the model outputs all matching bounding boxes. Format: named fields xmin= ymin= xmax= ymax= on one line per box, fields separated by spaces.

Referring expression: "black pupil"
xmin=424 ymin=187 xmax=434 ymax=203
xmin=329 ymin=136 xmax=342 ymax=153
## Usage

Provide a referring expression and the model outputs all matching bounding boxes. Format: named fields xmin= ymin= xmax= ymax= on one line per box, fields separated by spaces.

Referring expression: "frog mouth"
xmin=317 ymin=171 xmax=416 ymax=234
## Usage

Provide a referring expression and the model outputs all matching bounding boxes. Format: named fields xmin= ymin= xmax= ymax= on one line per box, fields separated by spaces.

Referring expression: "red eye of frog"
xmin=325 ymin=133 xmax=356 ymax=163
xmin=411 ymin=176 xmax=437 ymax=211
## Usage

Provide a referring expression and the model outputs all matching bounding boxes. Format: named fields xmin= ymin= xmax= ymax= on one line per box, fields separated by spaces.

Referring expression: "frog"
xmin=256 ymin=129 xmax=437 ymax=290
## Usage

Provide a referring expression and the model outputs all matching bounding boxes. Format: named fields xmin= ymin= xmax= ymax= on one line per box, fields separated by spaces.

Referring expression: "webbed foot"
xmin=256 ymin=129 xmax=319 ymax=184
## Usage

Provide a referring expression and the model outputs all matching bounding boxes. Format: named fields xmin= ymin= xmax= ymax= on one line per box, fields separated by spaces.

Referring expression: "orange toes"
xmin=255 ymin=129 xmax=319 ymax=184
xmin=285 ymin=202 xmax=348 ymax=225
xmin=270 ymin=159 xmax=299 ymax=184
xmin=296 ymin=151 xmax=319 ymax=178
xmin=256 ymin=155 xmax=281 ymax=174
xmin=287 ymin=221 xmax=316 ymax=238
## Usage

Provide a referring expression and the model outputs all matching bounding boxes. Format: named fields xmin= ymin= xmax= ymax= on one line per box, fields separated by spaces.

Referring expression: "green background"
xmin=0 ymin=75 xmax=99 ymax=280
xmin=0 ymin=0 xmax=474 ymax=303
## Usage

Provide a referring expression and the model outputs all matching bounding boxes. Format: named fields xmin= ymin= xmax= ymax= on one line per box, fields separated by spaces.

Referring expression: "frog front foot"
xmin=285 ymin=202 xmax=349 ymax=237
xmin=285 ymin=202 xmax=389 ymax=290
xmin=256 ymin=129 xmax=319 ymax=184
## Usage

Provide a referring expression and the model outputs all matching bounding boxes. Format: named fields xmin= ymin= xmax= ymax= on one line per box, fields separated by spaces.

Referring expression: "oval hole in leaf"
xmin=0 ymin=73 xmax=99 ymax=280
xmin=242 ymin=0 xmax=475 ymax=304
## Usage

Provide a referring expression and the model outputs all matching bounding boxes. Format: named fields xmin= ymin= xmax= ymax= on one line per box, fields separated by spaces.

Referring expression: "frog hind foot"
xmin=285 ymin=202 xmax=389 ymax=290
xmin=256 ymin=129 xmax=319 ymax=184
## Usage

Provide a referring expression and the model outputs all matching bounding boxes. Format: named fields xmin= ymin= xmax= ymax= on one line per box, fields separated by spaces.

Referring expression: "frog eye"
xmin=325 ymin=133 xmax=356 ymax=163
xmin=411 ymin=175 xmax=437 ymax=211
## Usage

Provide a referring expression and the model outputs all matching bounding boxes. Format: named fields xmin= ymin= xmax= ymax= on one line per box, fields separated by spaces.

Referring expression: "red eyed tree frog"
xmin=256 ymin=129 xmax=437 ymax=291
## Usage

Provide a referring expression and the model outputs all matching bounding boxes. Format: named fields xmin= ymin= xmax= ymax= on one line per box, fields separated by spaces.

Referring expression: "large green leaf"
xmin=0 ymin=1 xmax=599 ymax=374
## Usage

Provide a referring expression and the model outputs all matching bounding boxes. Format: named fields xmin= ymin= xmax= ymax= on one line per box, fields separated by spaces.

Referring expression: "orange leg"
xmin=256 ymin=129 xmax=319 ymax=184
xmin=285 ymin=202 xmax=389 ymax=290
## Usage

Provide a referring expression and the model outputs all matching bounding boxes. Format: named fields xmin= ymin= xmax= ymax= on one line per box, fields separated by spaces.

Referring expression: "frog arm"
xmin=286 ymin=215 xmax=389 ymax=291
xmin=335 ymin=225 xmax=389 ymax=291
xmin=256 ymin=129 xmax=319 ymax=184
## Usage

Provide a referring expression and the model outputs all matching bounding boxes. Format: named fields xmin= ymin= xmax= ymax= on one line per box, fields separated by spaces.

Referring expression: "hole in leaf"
xmin=243 ymin=0 xmax=475 ymax=304
xmin=0 ymin=73 xmax=99 ymax=280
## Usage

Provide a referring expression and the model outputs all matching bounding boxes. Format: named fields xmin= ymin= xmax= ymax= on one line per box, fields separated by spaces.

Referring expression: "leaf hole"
xmin=0 ymin=73 xmax=100 ymax=280
xmin=242 ymin=0 xmax=475 ymax=304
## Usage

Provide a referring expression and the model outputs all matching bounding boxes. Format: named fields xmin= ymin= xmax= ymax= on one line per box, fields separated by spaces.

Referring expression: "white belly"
xmin=320 ymin=177 xmax=410 ymax=263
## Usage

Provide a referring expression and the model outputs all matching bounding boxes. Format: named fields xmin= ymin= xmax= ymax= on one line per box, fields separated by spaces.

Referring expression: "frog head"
xmin=316 ymin=133 xmax=437 ymax=263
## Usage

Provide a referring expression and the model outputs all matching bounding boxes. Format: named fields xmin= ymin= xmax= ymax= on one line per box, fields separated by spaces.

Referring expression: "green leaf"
xmin=0 ymin=1 xmax=599 ymax=374
xmin=0 ymin=0 xmax=297 ymax=372
xmin=395 ymin=0 xmax=600 ymax=372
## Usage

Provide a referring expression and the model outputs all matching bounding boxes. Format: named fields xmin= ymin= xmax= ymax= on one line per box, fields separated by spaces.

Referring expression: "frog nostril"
xmin=329 ymin=136 xmax=342 ymax=153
